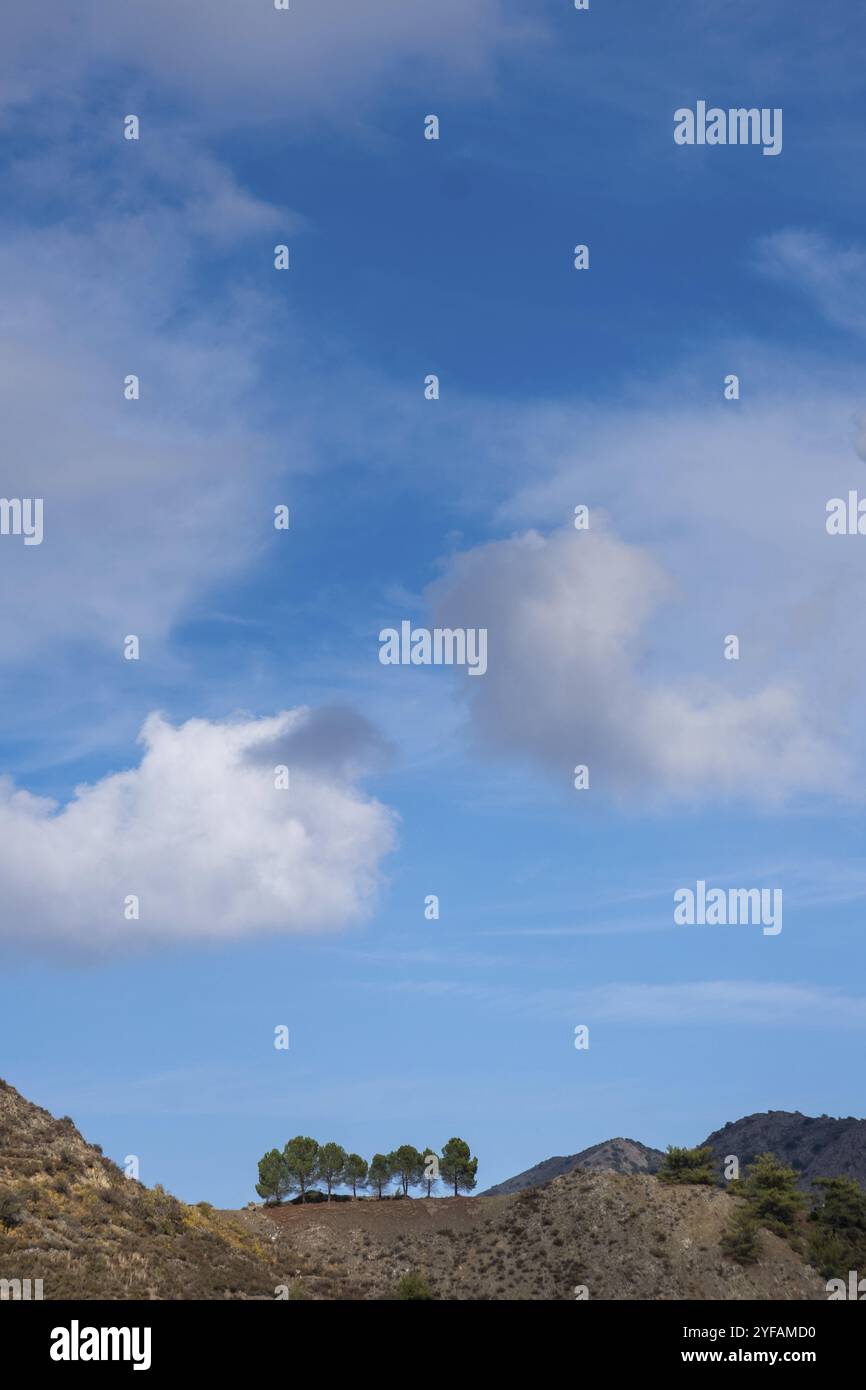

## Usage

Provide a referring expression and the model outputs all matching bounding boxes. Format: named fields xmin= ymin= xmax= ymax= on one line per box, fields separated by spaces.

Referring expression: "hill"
xmin=480 ymin=1137 xmax=664 ymax=1197
xmin=702 ymin=1110 xmax=866 ymax=1190
xmin=238 ymin=1166 xmax=823 ymax=1300
xmin=0 ymin=1080 xmax=830 ymax=1299
xmin=0 ymin=1078 xmax=280 ymax=1298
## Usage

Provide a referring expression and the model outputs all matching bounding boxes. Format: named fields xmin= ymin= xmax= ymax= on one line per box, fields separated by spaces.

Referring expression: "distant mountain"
xmin=701 ymin=1110 xmax=866 ymax=1191
xmin=480 ymin=1137 xmax=664 ymax=1197
xmin=482 ymin=1110 xmax=866 ymax=1200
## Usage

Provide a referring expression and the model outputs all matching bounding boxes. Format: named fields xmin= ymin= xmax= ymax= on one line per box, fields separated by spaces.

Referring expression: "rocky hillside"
xmin=0 ymin=1080 xmax=832 ymax=1299
xmin=702 ymin=1111 xmax=866 ymax=1191
xmin=0 ymin=1078 xmax=280 ymax=1298
xmin=240 ymin=1166 xmax=824 ymax=1300
xmin=480 ymin=1137 xmax=664 ymax=1197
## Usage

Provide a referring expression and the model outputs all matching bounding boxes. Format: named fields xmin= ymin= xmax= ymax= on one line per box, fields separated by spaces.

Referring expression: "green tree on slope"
xmin=440 ymin=1137 xmax=477 ymax=1196
xmin=658 ymin=1146 xmax=715 ymax=1185
xmin=368 ymin=1153 xmax=392 ymax=1199
xmin=390 ymin=1145 xmax=425 ymax=1196
xmin=283 ymin=1136 xmax=320 ymax=1203
xmin=344 ymin=1153 xmax=368 ymax=1198
xmin=256 ymin=1148 xmax=289 ymax=1205
xmin=316 ymin=1142 xmax=347 ymax=1201
xmin=732 ymin=1152 xmax=805 ymax=1235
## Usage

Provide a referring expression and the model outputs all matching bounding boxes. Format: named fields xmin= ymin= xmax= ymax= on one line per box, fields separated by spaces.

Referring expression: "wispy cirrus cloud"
xmin=370 ymin=976 xmax=866 ymax=1029
xmin=753 ymin=228 xmax=866 ymax=338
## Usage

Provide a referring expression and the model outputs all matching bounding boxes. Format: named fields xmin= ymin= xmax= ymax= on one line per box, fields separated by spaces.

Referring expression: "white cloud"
xmin=0 ymin=710 xmax=397 ymax=955
xmin=429 ymin=523 xmax=846 ymax=804
xmin=0 ymin=127 xmax=298 ymax=662
xmin=1 ymin=1 xmax=531 ymax=121
xmin=753 ymin=228 xmax=866 ymax=338
xmin=583 ymin=980 xmax=866 ymax=1027
xmin=382 ymin=975 xmax=866 ymax=1029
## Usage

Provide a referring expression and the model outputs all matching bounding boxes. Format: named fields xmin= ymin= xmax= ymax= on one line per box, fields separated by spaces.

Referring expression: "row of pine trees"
xmin=256 ymin=1136 xmax=478 ymax=1203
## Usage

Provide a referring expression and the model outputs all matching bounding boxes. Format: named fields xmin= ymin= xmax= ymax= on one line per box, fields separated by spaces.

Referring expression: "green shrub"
xmin=808 ymin=1177 xmax=866 ymax=1279
xmin=0 ymin=1193 xmax=24 ymax=1230
xmin=732 ymin=1153 xmax=805 ymax=1236
xmin=720 ymin=1207 xmax=760 ymax=1263
xmin=658 ymin=1146 xmax=715 ymax=1185
xmin=394 ymin=1271 xmax=434 ymax=1300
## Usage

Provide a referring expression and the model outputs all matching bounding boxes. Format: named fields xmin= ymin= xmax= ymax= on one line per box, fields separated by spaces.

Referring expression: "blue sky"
xmin=3 ymin=0 xmax=866 ymax=1204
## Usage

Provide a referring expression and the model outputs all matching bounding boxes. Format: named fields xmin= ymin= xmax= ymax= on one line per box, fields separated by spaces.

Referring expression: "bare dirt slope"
xmin=236 ymin=1167 xmax=825 ymax=1301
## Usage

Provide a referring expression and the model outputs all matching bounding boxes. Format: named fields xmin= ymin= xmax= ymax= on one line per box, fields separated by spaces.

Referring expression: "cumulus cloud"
xmin=428 ymin=524 xmax=846 ymax=804
xmin=243 ymin=705 xmax=396 ymax=780
xmin=0 ymin=710 xmax=397 ymax=956
xmin=407 ymin=305 xmax=866 ymax=798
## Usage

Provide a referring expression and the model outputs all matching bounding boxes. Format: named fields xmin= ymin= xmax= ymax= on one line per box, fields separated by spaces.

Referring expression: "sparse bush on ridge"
xmin=658 ymin=1146 xmax=715 ymax=1185
xmin=808 ymin=1175 xmax=866 ymax=1279
xmin=716 ymin=1151 xmax=862 ymax=1269
xmin=0 ymin=1192 xmax=24 ymax=1230
xmin=720 ymin=1206 xmax=760 ymax=1263
xmin=729 ymin=1152 xmax=805 ymax=1235
xmin=394 ymin=1271 xmax=434 ymax=1300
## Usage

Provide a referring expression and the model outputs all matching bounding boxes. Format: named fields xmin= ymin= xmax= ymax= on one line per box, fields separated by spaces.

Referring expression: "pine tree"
xmin=344 ymin=1153 xmax=368 ymax=1198
xmin=808 ymin=1176 xmax=866 ymax=1278
xmin=316 ymin=1141 xmax=347 ymax=1201
xmin=368 ymin=1153 xmax=392 ymax=1198
xmin=732 ymin=1152 xmax=805 ymax=1235
xmin=720 ymin=1206 xmax=760 ymax=1263
xmin=657 ymin=1145 xmax=715 ymax=1185
xmin=420 ymin=1147 xmax=440 ymax=1197
xmin=282 ymin=1136 xmax=320 ymax=1203
xmin=440 ymin=1137 xmax=478 ymax=1196
xmin=255 ymin=1148 xmax=289 ymax=1205
xmin=390 ymin=1145 xmax=425 ymax=1196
